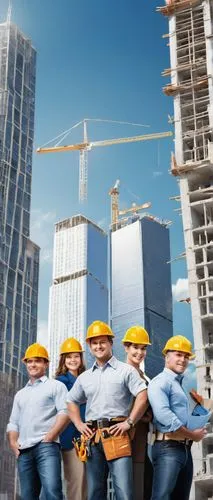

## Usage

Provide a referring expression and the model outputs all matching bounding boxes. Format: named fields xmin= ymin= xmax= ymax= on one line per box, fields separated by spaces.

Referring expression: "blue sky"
xmin=0 ymin=0 xmax=192 ymax=346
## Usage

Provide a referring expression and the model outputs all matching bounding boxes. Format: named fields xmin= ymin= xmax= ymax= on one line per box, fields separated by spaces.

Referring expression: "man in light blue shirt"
xmin=67 ymin=321 xmax=148 ymax=500
xmin=148 ymin=335 xmax=207 ymax=500
xmin=7 ymin=343 xmax=69 ymax=500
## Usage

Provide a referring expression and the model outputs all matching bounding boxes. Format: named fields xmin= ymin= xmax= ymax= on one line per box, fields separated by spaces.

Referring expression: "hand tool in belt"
xmin=73 ymin=435 xmax=88 ymax=462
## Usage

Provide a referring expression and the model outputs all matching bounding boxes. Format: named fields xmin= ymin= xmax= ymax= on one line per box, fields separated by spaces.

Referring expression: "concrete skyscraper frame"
xmin=158 ymin=1 xmax=213 ymax=497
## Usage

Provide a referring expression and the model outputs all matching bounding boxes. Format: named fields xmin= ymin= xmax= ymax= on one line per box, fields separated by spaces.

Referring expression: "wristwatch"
xmin=126 ymin=418 xmax=134 ymax=429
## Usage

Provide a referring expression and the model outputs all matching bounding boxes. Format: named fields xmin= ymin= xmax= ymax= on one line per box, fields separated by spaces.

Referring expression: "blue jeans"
xmin=151 ymin=441 xmax=193 ymax=500
xmin=86 ymin=441 xmax=133 ymax=500
xmin=17 ymin=442 xmax=63 ymax=500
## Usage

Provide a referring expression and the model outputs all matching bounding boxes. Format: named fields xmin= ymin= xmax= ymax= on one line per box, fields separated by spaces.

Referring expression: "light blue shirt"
xmin=7 ymin=376 xmax=68 ymax=449
xmin=148 ymin=368 xmax=190 ymax=433
xmin=67 ymin=356 xmax=146 ymax=420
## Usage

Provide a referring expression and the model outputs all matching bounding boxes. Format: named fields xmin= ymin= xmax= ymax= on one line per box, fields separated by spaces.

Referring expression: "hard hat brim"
xmin=86 ymin=332 xmax=114 ymax=343
xmin=162 ymin=348 xmax=195 ymax=359
xmin=22 ymin=355 xmax=49 ymax=362
xmin=122 ymin=338 xmax=152 ymax=345
xmin=60 ymin=349 xmax=85 ymax=354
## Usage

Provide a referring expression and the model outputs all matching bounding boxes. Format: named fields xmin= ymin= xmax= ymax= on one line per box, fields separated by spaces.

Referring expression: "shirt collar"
xmin=26 ymin=375 xmax=48 ymax=386
xmin=92 ymin=355 xmax=118 ymax=371
xmin=164 ymin=367 xmax=184 ymax=383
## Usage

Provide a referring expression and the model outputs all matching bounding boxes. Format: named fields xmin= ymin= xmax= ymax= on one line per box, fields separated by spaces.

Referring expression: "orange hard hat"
xmin=60 ymin=338 xmax=84 ymax=354
xmin=86 ymin=321 xmax=114 ymax=343
xmin=23 ymin=343 xmax=49 ymax=362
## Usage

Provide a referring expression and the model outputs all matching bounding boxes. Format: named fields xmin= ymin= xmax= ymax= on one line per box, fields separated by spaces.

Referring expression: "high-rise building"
xmin=48 ymin=214 xmax=108 ymax=375
xmin=158 ymin=1 xmax=213 ymax=497
xmin=110 ymin=215 xmax=173 ymax=378
xmin=0 ymin=18 xmax=39 ymax=499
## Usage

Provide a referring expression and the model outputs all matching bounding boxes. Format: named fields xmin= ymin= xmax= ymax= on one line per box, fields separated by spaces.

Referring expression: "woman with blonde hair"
xmin=56 ymin=338 xmax=87 ymax=500
xmin=122 ymin=326 xmax=153 ymax=500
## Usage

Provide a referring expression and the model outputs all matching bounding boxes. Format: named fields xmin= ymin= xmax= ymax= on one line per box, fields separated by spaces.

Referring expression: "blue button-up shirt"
xmin=7 ymin=376 xmax=68 ymax=449
xmin=148 ymin=368 xmax=190 ymax=433
xmin=67 ymin=356 xmax=146 ymax=420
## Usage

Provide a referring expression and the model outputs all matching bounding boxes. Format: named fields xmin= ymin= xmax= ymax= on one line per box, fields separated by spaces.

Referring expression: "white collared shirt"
xmin=67 ymin=356 xmax=146 ymax=420
xmin=7 ymin=376 xmax=68 ymax=449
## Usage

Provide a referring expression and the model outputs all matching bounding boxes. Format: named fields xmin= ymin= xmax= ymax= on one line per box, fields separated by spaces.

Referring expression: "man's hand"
xmin=42 ymin=432 xmax=55 ymax=443
xmin=109 ymin=421 xmax=131 ymax=436
xmin=191 ymin=428 xmax=207 ymax=442
xmin=76 ymin=422 xmax=95 ymax=439
xmin=11 ymin=441 xmax=20 ymax=458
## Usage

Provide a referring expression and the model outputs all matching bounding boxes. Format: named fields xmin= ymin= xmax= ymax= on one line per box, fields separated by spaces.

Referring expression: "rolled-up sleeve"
xmin=66 ymin=378 xmax=85 ymax=405
xmin=54 ymin=382 xmax=68 ymax=415
xmin=148 ymin=379 xmax=183 ymax=432
xmin=6 ymin=394 xmax=20 ymax=433
xmin=125 ymin=367 xmax=147 ymax=397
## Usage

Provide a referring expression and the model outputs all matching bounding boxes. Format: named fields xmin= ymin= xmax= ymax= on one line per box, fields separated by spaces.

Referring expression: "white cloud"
xmin=153 ymin=171 xmax=163 ymax=178
xmin=37 ymin=319 xmax=48 ymax=348
xmin=30 ymin=209 xmax=56 ymax=265
xmin=172 ymin=278 xmax=189 ymax=302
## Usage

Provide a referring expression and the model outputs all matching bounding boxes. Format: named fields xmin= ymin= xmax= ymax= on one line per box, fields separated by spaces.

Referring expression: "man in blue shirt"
xmin=148 ymin=335 xmax=207 ymax=500
xmin=7 ymin=343 xmax=69 ymax=500
xmin=67 ymin=320 xmax=148 ymax=500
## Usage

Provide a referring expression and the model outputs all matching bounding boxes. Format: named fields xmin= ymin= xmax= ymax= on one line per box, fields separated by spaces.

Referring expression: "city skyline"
xmin=0 ymin=1 xmax=192 ymax=346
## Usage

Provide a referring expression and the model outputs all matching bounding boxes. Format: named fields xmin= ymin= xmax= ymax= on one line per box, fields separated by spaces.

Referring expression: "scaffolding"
xmin=159 ymin=0 xmax=213 ymax=497
xmin=157 ymin=0 xmax=202 ymax=16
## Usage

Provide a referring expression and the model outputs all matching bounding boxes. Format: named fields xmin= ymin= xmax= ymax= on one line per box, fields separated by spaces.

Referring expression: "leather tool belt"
xmin=86 ymin=417 xmax=132 ymax=461
xmin=155 ymin=431 xmax=192 ymax=446
xmin=86 ymin=417 xmax=126 ymax=430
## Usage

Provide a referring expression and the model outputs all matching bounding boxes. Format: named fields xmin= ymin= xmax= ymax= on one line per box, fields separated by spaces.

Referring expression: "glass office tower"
xmin=48 ymin=215 xmax=108 ymax=375
xmin=111 ymin=216 xmax=173 ymax=378
xmin=0 ymin=19 xmax=39 ymax=499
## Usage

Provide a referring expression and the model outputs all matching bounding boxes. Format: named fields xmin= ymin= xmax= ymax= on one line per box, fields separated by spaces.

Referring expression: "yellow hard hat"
xmin=60 ymin=338 xmax=84 ymax=354
xmin=86 ymin=320 xmax=114 ymax=343
xmin=162 ymin=335 xmax=195 ymax=359
xmin=122 ymin=326 xmax=151 ymax=345
xmin=23 ymin=343 xmax=49 ymax=362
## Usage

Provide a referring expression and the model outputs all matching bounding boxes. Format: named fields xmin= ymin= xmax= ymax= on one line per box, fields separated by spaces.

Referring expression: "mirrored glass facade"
xmin=0 ymin=20 xmax=39 ymax=498
xmin=0 ymin=21 xmax=39 ymax=384
xmin=111 ymin=217 xmax=173 ymax=378
xmin=48 ymin=215 xmax=108 ymax=374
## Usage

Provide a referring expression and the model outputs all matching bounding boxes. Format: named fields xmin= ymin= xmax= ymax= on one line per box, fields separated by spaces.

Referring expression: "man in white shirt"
xmin=7 ymin=343 xmax=69 ymax=500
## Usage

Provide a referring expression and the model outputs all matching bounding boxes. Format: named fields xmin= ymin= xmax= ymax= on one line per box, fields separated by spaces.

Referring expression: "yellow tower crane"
xmin=109 ymin=179 xmax=151 ymax=231
xmin=37 ymin=118 xmax=172 ymax=202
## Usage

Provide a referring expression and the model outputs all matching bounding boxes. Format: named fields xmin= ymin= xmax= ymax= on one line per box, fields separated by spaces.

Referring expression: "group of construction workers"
xmin=7 ymin=320 xmax=208 ymax=500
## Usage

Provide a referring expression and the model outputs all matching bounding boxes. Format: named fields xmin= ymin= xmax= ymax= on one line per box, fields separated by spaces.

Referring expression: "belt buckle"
xmin=97 ymin=418 xmax=109 ymax=429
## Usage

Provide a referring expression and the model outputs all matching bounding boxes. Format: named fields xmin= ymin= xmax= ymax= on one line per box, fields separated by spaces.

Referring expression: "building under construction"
xmin=157 ymin=0 xmax=213 ymax=498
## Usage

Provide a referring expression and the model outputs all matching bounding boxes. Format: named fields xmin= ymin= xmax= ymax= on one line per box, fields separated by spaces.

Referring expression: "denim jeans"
xmin=151 ymin=441 xmax=193 ymax=500
xmin=86 ymin=441 xmax=133 ymax=500
xmin=17 ymin=442 xmax=63 ymax=500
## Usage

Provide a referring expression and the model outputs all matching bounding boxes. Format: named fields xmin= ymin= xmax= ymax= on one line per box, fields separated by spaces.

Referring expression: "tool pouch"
xmin=100 ymin=429 xmax=132 ymax=461
xmin=73 ymin=436 xmax=87 ymax=462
